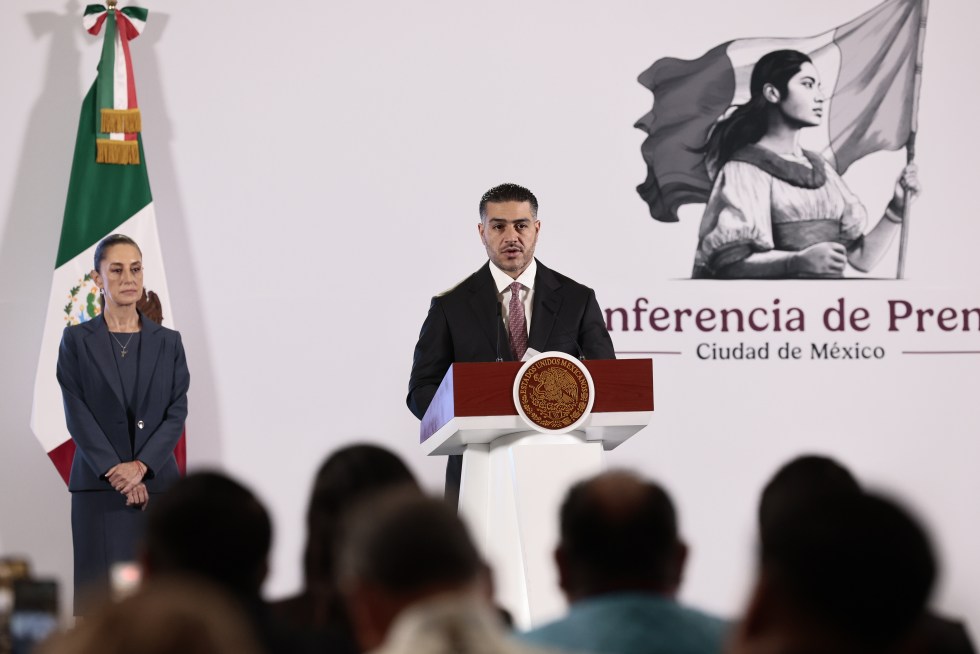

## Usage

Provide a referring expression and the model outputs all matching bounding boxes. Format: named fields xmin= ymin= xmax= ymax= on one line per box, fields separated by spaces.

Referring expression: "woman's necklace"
xmin=109 ymin=331 xmax=136 ymax=358
xmin=105 ymin=310 xmax=139 ymax=357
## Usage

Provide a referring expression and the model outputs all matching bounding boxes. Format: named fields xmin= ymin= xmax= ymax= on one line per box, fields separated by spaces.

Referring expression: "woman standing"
xmin=693 ymin=49 xmax=920 ymax=278
xmin=56 ymin=234 xmax=189 ymax=614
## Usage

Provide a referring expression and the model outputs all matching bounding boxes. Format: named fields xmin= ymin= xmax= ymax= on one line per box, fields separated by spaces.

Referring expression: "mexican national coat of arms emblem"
xmin=63 ymin=273 xmax=164 ymax=326
xmin=513 ymin=352 xmax=595 ymax=433
xmin=64 ymin=273 xmax=101 ymax=325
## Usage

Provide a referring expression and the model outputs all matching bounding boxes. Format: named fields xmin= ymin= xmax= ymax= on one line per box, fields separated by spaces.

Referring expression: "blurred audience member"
xmin=902 ymin=614 xmax=977 ymax=654
xmin=38 ymin=578 xmax=263 ymax=654
xmin=141 ymin=471 xmax=313 ymax=654
xmin=270 ymin=444 xmax=420 ymax=653
xmin=755 ymin=454 xmax=975 ymax=654
xmin=520 ymin=470 xmax=727 ymax=654
xmin=339 ymin=492 xmax=547 ymax=654
xmin=758 ymin=454 xmax=861 ymax=547
xmin=732 ymin=490 xmax=936 ymax=654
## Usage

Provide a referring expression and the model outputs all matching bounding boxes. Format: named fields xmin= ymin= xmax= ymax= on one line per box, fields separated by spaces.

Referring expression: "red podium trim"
xmin=421 ymin=359 xmax=653 ymax=443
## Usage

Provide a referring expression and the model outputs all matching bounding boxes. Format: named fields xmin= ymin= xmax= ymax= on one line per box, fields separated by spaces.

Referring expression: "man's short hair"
xmin=338 ymin=492 xmax=481 ymax=594
xmin=759 ymin=454 xmax=861 ymax=546
xmin=762 ymin=492 xmax=936 ymax=651
xmin=479 ymin=183 xmax=538 ymax=220
xmin=559 ymin=471 xmax=679 ymax=592
xmin=144 ymin=472 xmax=272 ymax=596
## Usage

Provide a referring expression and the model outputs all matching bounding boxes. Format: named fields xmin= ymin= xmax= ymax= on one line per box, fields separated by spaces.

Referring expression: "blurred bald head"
xmin=557 ymin=471 xmax=686 ymax=601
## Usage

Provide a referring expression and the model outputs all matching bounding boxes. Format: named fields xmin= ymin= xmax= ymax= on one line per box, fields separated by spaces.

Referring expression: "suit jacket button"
xmin=137 ymin=420 xmax=144 ymax=429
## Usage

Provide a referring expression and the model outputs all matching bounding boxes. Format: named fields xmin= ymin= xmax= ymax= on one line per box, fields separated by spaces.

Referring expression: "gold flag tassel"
xmin=96 ymin=139 xmax=140 ymax=165
xmin=100 ymin=108 xmax=142 ymax=134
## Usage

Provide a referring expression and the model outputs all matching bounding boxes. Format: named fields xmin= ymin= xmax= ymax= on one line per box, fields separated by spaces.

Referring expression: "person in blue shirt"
xmin=519 ymin=471 xmax=728 ymax=654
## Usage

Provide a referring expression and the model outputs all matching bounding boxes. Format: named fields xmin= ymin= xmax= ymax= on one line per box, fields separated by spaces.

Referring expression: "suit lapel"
xmin=468 ymin=264 xmax=511 ymax=360
xmin=83 ymin=315 xmax=126 ymax=411
xmin=137 ymin=314 xmax=164 ymax=412
xmin=528 ymin=261 xmax=562 ymax=353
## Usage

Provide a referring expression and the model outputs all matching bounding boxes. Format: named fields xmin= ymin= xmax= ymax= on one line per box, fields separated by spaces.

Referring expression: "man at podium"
xmin=407 ymin=183 xmax=616 ymax=505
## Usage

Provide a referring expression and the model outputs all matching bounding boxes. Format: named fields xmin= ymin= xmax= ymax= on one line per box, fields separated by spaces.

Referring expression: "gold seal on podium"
xmin=513 ymin=352 xmax=595 ymax=433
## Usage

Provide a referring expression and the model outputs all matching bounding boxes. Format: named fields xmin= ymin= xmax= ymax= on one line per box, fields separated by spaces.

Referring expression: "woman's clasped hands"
xmin=106 ymin=460 xmax=149 ymax=510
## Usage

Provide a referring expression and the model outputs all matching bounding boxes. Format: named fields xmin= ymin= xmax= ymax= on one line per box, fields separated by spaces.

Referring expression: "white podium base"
xmin=457 ymin=430 xmax=603 ymax=630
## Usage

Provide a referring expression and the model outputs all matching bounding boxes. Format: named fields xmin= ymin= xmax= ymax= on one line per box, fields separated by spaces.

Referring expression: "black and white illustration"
xmin=636 ymin=0 xmax=926 ymax=279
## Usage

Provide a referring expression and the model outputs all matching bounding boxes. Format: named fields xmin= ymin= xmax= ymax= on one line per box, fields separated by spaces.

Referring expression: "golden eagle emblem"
xmin=515 ymin=355 xmax=592 ymax=431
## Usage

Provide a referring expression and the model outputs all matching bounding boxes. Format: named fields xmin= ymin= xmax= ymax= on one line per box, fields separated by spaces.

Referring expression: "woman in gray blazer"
xmin=56 ymin=234 xmax=189 ymax=615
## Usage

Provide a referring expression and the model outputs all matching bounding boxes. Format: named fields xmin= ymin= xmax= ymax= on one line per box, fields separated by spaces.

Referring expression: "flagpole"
xmin=897 ymin=0 xmax=929 ymax=279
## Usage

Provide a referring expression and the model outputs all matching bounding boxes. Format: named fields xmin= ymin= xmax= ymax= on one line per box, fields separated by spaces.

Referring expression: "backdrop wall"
xmin=1 ymin=0 xmax=977 ymax=634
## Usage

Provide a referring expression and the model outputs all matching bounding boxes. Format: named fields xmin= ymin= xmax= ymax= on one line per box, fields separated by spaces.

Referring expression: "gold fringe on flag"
xmin=96 ymin=139 xmax=140 ymax=165
xmin=100 ymin=108 xmax=142 ymax=134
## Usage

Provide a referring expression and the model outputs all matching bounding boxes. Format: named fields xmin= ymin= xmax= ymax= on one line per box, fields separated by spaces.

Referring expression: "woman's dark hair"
xmin=94 ymin=234 xmax=142 ymax=309
xmin=758 ymin=454 xmax=861 ymax=547
xmin=301 ymin=444 xmax=419 ymax=624
xmin=704 ymin=49 xmax=813 ymax=171
xmin=762 ymin=492 xmax=935 ymax=651
xmin=93 ymin=233 xmax=142 ymax=272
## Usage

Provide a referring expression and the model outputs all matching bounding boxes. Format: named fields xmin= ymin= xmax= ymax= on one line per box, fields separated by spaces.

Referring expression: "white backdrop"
xmin=1 ymin=0 xmax=977 ymax=635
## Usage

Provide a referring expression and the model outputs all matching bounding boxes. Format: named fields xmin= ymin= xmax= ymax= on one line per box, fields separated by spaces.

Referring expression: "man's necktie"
xmin=508 ymin=281 xmax=528 ymax=360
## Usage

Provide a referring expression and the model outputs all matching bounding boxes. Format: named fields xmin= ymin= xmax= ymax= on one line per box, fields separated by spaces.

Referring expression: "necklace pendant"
xmin=121 ymin=348 xmax=128 ymax=358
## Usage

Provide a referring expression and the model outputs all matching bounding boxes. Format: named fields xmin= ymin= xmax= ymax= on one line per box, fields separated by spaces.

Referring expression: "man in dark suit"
xmin=407 ymin=183 xmax=615 ymax=505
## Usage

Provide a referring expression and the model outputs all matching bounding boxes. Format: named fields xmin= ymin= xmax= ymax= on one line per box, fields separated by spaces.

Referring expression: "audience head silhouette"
xmin=339 ymin=492 xmax=486 ymax=650
xmin=556 ymin=470 xmax=686 ymax=601
xmin=38 ymin=579 xmax=263 ymax=654
xmin=737 ymin=490 xmax=936 ymax=654
xmin=142 ymin=471 xmax=271 ymax=597
xmin=758 ymin=453 xmax=861 ymax=546
xmin=304 ymin=444 xmax=419 ymax=587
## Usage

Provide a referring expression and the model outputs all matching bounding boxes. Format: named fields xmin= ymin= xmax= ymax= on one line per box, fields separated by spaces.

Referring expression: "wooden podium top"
xmin=421 ymin=359 xmax=653 ymax=447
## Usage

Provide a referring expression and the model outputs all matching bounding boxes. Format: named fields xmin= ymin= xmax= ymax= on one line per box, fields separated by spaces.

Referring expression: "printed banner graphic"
xmin=635 ymin=0 xmax=926 ymax=280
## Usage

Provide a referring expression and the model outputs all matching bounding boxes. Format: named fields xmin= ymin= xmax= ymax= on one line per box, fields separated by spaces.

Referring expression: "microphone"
xmin=552 ymin=320 xmax=586 ymax=360
xmin=495 ymin=302 xmax=504 ymax=362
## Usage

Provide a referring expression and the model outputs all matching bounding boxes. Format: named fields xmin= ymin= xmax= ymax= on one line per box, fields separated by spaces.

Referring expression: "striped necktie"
xmin=508 ymin=281 xmax=528 ymax=360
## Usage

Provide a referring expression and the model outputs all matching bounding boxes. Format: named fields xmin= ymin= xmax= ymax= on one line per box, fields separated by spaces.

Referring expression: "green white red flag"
xmin=31 ymin=3 xmax=185 ymax=484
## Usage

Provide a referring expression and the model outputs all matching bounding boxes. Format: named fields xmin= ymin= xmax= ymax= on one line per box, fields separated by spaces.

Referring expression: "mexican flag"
xmin=635 ymin=0 xmax=927 ymax=222
xmin=31 ymin=3 xmax=185 ymax=484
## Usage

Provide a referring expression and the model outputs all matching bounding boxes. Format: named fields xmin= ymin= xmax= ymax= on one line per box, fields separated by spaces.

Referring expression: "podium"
xmin=419 ymin=357 xmax=653 ymax=629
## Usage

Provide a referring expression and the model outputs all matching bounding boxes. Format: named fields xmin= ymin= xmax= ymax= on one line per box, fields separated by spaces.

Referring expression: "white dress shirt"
xmin=488 ymin=258 xmax=537 ymax=338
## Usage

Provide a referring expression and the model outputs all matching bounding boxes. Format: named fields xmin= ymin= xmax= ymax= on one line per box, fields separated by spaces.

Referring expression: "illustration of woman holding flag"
xmin=692 ymin=49 xmax=920 ymax=279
